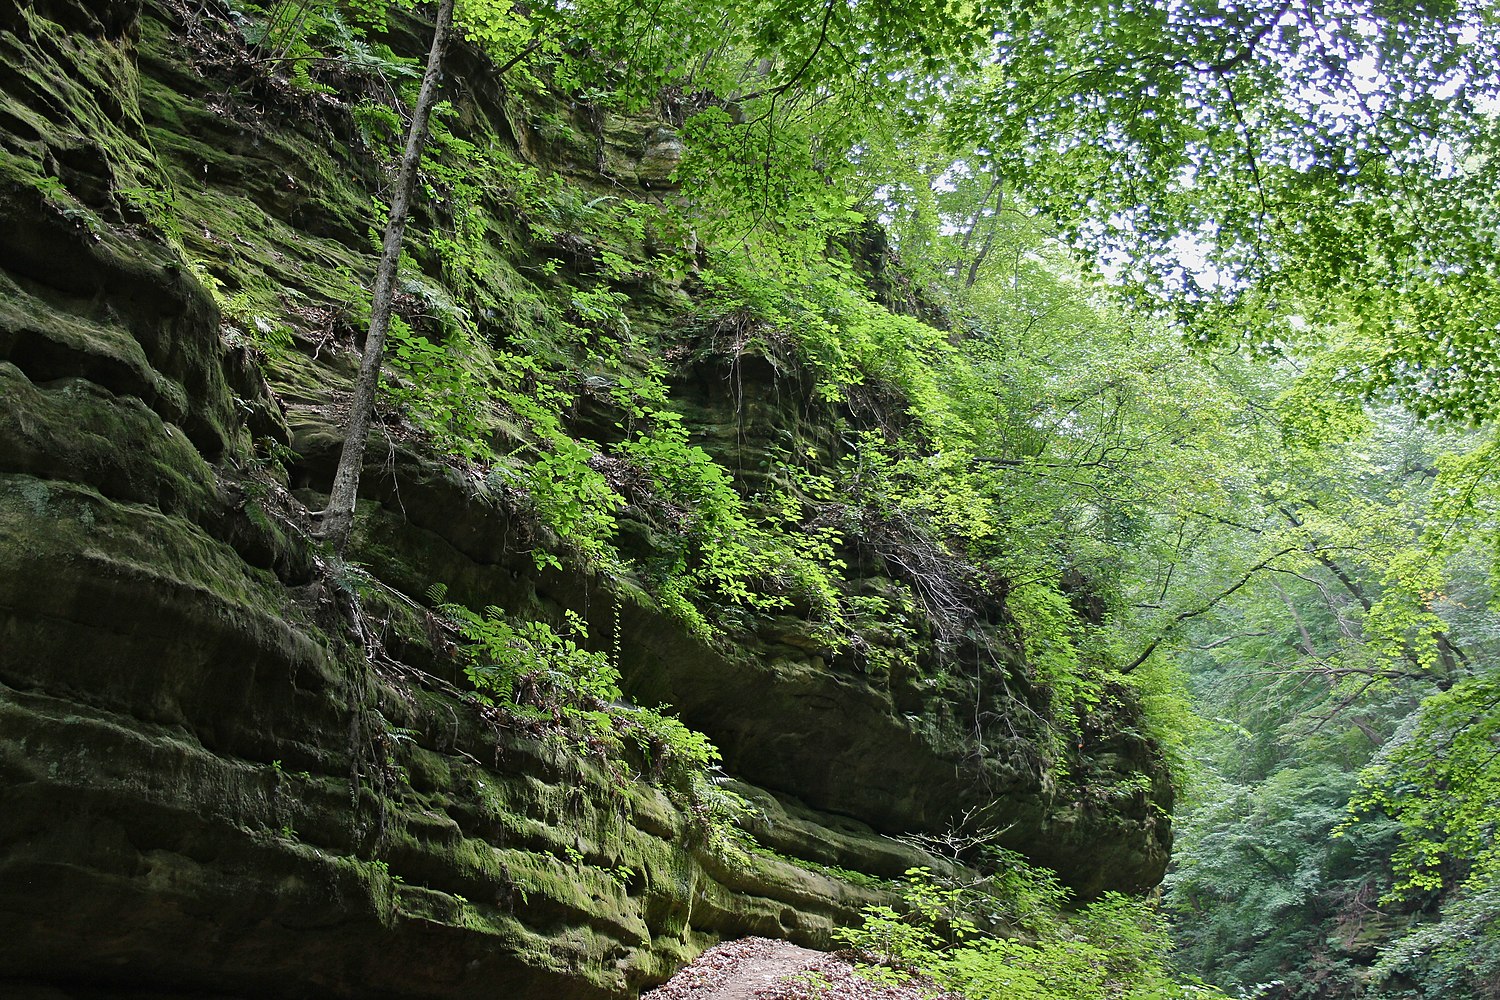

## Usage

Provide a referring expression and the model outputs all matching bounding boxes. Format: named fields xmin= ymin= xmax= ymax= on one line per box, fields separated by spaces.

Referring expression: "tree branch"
xmin=1120 ymin=546 xmax=1297 ymax=673
xmin=1203 ymin=0 xmax=1293 ymax=75
xmin=734 ymin=0 xmax=838 ymax=102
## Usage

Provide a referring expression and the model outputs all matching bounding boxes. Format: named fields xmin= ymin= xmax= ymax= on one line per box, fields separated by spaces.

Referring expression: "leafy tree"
xmin=1156 ymin=401 xmax=1500 ymax=998
xmin=941 ymin=0 xmax=1500 ymax=420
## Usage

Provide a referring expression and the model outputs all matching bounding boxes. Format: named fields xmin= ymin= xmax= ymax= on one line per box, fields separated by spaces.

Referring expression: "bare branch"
xmin=1121 ymin=547 xmax=1297 ymax=674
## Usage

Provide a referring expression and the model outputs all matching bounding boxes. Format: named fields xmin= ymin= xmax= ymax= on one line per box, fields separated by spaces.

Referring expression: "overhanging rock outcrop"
xmin=0 ymin=1 xmax=1172 ymax=995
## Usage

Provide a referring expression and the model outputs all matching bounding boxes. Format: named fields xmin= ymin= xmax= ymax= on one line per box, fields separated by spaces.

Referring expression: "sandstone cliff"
xmin=0 ymin=1 xmax=1172 ymax=995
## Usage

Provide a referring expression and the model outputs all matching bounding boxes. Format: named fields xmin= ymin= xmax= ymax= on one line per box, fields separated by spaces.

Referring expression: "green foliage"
xmin=1158 ymin=404 xmax=1500 ymax=998
xmin=524 ymin=437 xmax=621 ymax=569
xmin=979 ymin=847 xmax=1071 ymax=933
xmin=689 ymin=257 xmax=959 ymax=419
xmin=1006 ymin=584 xmax=1101 ymax=733
xmin=1168 ymin=765 xmax=1398 ymax=997
xmin=236 ymin=0 xmax=419 ymax=93
xmin=613 ymin=423 xmax=745 ymax=536
xmin=833 ymin=867 xmax=974 ymax=976
xmin=1344 ymin=672 xmax=1500 ymax=902
xmin=445 ymin=604 xmax=618 ymax=711
xmin=1368 ymin=880 xmax=1500 ymax=997
xmin=115 ymin=182 xmax=184 ymax=247
xmin=352 ymin=100 xmax=403 ymax=152
xmin=836 ymin=866 xmax=1221 ymax=1000
xmin=568 ymin=285 xmax=631 ymax=338
xmin=384 ymin=315 xmax=495 ymax=463
xmin=1122 ymin=660 xmax=1205 ymax=800
xmin=442 ymin=602 xmax=725 ymax=794
xmin=625 ymin=706 xmax=720 ymax=780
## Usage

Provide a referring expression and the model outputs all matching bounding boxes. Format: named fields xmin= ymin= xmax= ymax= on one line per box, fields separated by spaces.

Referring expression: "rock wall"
xmin=0 ymin=1 xmax=1171 ymax=996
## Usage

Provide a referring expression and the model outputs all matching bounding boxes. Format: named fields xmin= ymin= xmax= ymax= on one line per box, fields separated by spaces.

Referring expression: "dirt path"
xmin=642 ymin=936 xmax=961 ymax=1000
xmin=644 ymin=937 xmax=825 ymax=1000
xmin=696 ymin=942 xmax=825 ymax=1000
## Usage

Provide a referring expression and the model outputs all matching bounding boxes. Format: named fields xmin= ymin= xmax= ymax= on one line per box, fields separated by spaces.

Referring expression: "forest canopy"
xmin=545 ymin=0 xmax=1500 ymax=416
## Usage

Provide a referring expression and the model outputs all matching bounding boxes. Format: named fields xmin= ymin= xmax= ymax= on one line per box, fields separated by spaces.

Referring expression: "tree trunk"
xmin=319 ymin=0 xmax=456 ymax=554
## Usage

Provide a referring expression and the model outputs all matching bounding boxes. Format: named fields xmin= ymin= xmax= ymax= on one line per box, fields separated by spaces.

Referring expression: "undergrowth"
xmin=437 ymin=597 xmax=742 ymax=833
xmin=832 ymin=866 xmax=1226 ymax=1000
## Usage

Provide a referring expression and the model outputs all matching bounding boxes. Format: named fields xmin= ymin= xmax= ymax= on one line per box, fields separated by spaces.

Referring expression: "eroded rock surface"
xmin=0 ymin=1 xmax=1171 ymax=996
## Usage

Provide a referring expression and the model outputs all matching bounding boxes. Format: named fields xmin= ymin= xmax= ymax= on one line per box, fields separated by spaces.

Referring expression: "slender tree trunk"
xmin=319 ymin=0 xmax=455 ymax=554
xmin=964 ymin=182 xmax=1004 ymax=289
